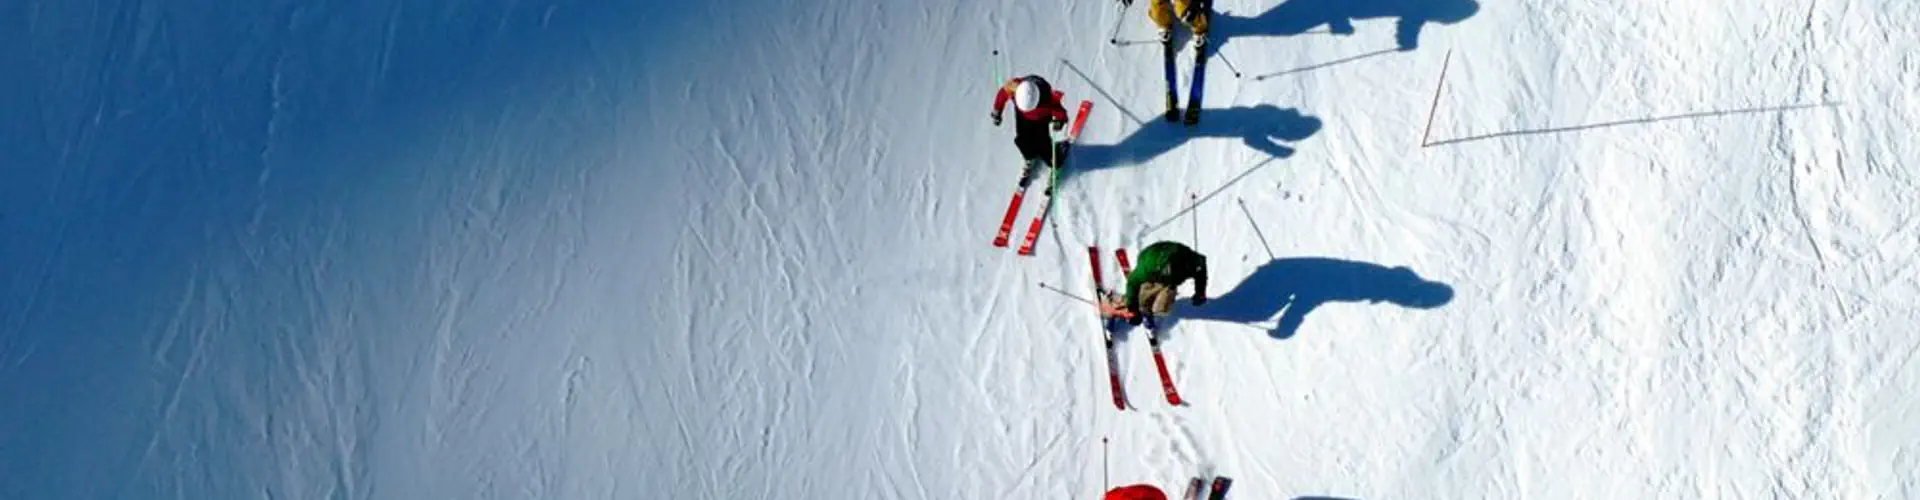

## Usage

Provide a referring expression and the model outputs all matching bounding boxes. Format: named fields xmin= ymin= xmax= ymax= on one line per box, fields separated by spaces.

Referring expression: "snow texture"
xmin=3 ymin=0 xmax=1918 ymax=498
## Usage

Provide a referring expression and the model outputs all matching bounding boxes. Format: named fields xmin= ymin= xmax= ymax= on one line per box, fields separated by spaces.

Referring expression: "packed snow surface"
xmin=4 ymin=0 xmax=1918 ymax=498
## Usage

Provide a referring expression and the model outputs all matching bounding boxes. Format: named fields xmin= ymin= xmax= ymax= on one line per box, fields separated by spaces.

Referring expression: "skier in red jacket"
xmin=991 ymin=74 xmax=1071 ymax=191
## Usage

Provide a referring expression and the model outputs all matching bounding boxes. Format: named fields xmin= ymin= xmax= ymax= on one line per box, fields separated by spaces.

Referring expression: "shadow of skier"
xmin=1066 ymin=104 xmax=1321 ymax=177
xmin=1211 ymin=0 xmax=1479 ymax=53
xmin=1171 ymin=257 xmax=1453 ymax=339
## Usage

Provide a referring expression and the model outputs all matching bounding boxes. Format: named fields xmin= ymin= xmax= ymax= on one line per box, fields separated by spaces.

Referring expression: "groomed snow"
xmin=4 ymin=0 xmax=1917 ymax=498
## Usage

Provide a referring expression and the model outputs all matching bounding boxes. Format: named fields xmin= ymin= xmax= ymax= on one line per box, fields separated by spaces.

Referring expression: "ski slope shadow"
xmin=1172 ymin=257 xmax=1453 ymax=339
xmin=1065 ymin=105 xmax=1322 ymax=178
xmin=1212 ymin=0 xmax=1480 ymax=53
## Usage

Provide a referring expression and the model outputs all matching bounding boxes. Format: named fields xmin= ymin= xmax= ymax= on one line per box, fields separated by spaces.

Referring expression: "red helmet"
xmin=1105 ymin=484 xmax=1169 ymax=500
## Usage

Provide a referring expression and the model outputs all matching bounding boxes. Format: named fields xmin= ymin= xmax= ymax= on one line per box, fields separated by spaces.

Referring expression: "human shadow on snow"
xmin=1211 ymin=0 xmax=1479 ymax=53
xmin=1064 ymin=104 xmax=1321 ymax=179
xmin=1168 ymin=257 xmax=1453 ymax=339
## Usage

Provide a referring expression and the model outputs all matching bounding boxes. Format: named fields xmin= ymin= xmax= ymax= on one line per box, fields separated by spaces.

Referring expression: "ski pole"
xmin=992 ymin=49 xmax=1010 ymax=87
xmin=1189 ymin=192 xmax=1199 ymax=250
xmin=1108 ymin=1 xmax=1130 ymax=45
xmin=1101 ymin=437 xmax=1111 ymax=491
xmin=1421 ymin=49 xmax=1453 ymax=147
xmin=1238 ymin=198 xmax=1277 ymax=260
xmin=1212 ymin=47 xmax=1244 ymax=79
xmin=1036 ymin=282 xmax=1097 ymax=305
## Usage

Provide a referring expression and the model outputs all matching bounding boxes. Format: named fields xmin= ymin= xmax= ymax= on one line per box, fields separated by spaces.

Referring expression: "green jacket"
xmin=1124 ymin=241 xmax=1208 ymax=311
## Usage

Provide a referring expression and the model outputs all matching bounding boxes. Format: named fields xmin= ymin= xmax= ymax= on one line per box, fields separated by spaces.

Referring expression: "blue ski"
xmin=1183 ymin=42 xmax=1208 ymax=126
xmin=1162 ymin=36 xmax=1179 ymax=121
xmin=1205 ymin=476 xmax=1232 ymax=500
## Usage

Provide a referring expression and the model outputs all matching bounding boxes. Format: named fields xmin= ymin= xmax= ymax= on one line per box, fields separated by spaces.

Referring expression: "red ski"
xmin=1089 ymin=246 xmax=1129 ymax=410
xmin=1015 ymin=99 xmax=1095 ymax=256
xmin=1117 ymin=248 xmax=1185 ymax=406
xmin=1183 ymin=478 xmax=1207 ymax=500
xmin=991 ymin=190 xmax=1025 ymax=247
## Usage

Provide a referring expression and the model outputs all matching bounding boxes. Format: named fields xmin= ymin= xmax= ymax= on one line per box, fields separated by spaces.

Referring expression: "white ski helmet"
xmin=1014 ymin=78 xmax=1041 ymax=112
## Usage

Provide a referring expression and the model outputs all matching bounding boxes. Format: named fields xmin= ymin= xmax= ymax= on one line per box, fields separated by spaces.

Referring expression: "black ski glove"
xmin=1118 ymin=0 xmax=1133 ymax=7
xmin=1051 ymin=118 xmax=1065 ymax=131
xmin=991 ymin=111 xmax=1003 ymax=126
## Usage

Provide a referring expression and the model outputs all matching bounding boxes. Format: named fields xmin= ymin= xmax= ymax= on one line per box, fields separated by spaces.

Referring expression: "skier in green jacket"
xmin=1115 ymin=241 xmax=1209 ymax=327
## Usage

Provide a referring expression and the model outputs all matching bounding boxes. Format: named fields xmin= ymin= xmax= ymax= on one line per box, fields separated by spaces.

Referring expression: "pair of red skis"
xmin=1089 ymin=245 xmax=1185 ymax=410
xmin=991 ymin=99 xmax=1095 ymax=255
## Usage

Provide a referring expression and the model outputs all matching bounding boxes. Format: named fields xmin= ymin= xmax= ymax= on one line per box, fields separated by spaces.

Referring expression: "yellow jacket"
xmin=1148 ymin=0 xmax=1210 ymax=34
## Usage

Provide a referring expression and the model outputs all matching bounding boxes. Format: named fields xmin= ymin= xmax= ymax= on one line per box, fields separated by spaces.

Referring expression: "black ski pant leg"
xmin=1015 ymin=133 xmax=1053 ymax=167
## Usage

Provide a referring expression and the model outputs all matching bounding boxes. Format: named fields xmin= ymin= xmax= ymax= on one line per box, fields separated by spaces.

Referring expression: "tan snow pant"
xmin=1138 ymin=282 xmax=1177 ymax=316
xmin=1149 ymin=0 xmax=1210 ymax=36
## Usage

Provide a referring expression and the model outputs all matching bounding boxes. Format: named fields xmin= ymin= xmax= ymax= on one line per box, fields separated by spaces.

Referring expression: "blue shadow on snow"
xmin=1171 ymin=257 xmax=1453 ymax=339
xmin=1064 ymin=104 xmax=1321 ymax=179
xmin=1212 ymin=0 xmax=1480 ymax=53
xmin=0 ymin=3 xmax=672 ymax=498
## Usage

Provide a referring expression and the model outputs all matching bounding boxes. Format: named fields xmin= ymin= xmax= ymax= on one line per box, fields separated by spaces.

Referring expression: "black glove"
xmin=1118 ymin=0 xmax=1133 ymax=7
xmin=1051 ymin=119 xmax=1064 ymax=131
xmin=991 ymin=111 xmax=1003 ymax=126
xmin=1191 ymin=294 xmax=1207 ymax=306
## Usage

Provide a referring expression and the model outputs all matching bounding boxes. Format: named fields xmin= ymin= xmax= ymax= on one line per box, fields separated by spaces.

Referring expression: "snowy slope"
xmin=5 ymin=0 xmax=1919 ymax=499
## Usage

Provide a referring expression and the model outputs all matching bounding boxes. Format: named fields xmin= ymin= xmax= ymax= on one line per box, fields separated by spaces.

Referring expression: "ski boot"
xmin=1024 ymin=156 xmax=1057 ymax=196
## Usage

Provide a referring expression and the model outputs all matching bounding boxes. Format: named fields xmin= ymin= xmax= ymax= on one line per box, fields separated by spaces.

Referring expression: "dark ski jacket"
xmin=994 ymin=76 xmax=1070 ymax=162
xmin=1124 ymin=241 xmax=1209 ymax=311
